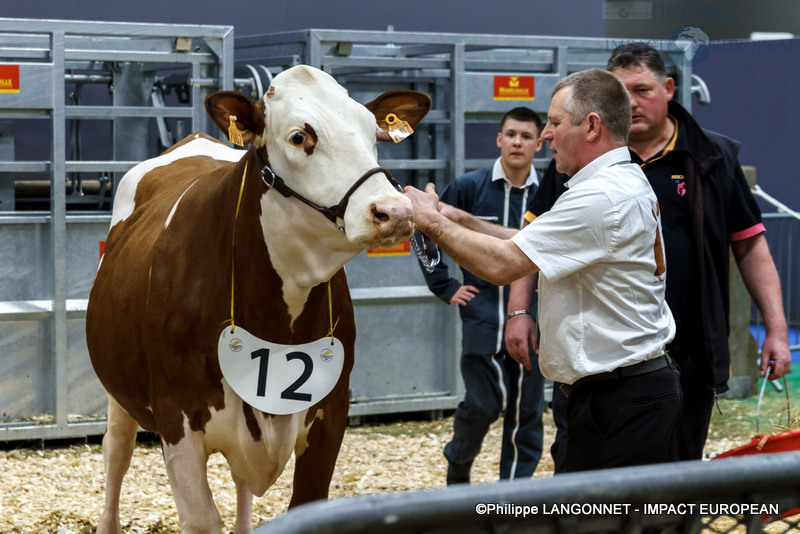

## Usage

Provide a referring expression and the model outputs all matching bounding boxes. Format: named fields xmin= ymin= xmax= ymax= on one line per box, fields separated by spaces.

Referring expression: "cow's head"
xmin=205 ymin=65 xmax=430 ymax=250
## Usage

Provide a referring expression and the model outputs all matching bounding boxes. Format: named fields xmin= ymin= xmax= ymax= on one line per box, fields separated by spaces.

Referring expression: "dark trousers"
xmin=552 ymin=352 xmax=711 ymax=471
xmin=556 ymin=362 xmax=682 ymax=473
xmin=551 ymin=381 xmax=569 ymax=474
xmin=670 ymin=348 xmax=716 ymax=460
xmin=445 ymin=351 xmax=545 ymax=480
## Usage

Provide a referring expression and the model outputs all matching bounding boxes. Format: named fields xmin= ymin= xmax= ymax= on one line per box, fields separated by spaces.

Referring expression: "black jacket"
xmin=531 ymin=101 xmax=762 ymax=393
xmin=671 ymin=100 xmax=762 ymax=394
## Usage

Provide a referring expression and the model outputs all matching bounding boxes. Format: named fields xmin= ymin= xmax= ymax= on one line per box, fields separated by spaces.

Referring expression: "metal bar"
xmin=676 ymin=64 xmax=694 ymax=112
xmin=0 ymin=47 xmax=48 ymax=60
xmin=450 ymin=43 xmax=465 ymax=181
xmin=322 ymin=56 xmax=449 ymax=71
xmin=348 ymin=395 xmax=458 ymax=417
xmin=301 ymin=29 xmax=622 ymax=48
xmin=220 ymin=28 xmax=235 ymax=92
xmin=68 ymin=50 xmax=218 ymax=63
xmin=0 ymin=161 xmax=50 ymax=172
xmin=0 ymin=161 xmax=144 ymax=173
xmin=64 ymin=73 xmax=112 ymax=84
xmin=377 ymin=159 xmax=447 ymax=171
xmin=50 ymin=29 xmax=69 ymax=429
xmin=307 ymin=29 xmax=323 ymax=69
xmin=0 ymin=18 xmax=233 ymax=39
xmin=0 ymin=421 xmax=108 ymax=442
xmin=65 ymin=105 xmax=194 ymax=118
xmin=0 ymin=299 xmax=89 ymax=321
xmin=350 ymin=286 xmax=440 ymax=305
xmin=754 ymin=185 xmax=800 ymax=220
xmin=255 ymin=452 xmax=800 ymax=534
xmin=64 ymin=161 xmax=139 ymax=172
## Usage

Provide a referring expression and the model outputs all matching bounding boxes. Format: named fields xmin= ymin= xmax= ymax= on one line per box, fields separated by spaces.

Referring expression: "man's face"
xmin=496 ymin=118 xmax=542 ymax=173
xmin=541 ymin=88 xmax=584 ymax=177
xmin=611 ymin=64 xmax=674 ymax=140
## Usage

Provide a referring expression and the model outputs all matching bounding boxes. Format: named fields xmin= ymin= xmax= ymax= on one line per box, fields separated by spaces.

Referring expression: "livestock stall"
xmin=0 ymin=18 xmax=233 ymax=441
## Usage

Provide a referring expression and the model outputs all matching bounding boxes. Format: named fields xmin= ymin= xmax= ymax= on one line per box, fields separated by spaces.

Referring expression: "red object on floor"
xmin=714 ymin=429 xmax=800 ymax=521
xmin=715 ymin=429 xmax=800 ymax=458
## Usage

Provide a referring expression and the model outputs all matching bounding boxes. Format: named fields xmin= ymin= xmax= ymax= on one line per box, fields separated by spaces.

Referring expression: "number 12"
xmin=250 ymin=349 xmax=313 ymax=402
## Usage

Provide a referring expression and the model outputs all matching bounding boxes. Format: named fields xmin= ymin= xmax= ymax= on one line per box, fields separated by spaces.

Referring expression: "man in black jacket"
xmin=506 ymin=43 xmax=791 ymax=468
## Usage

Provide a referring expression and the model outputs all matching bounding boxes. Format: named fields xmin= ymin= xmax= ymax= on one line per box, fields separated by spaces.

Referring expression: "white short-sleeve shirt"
xmin=510 ymin=147 xmax=675 ymax=385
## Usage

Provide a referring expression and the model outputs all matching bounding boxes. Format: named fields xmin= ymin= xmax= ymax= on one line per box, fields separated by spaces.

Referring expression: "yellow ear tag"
xmin=228 ymin=115 xmax=245 ymax=147
xmin=385 ymin=113 xmax=413 ymax=143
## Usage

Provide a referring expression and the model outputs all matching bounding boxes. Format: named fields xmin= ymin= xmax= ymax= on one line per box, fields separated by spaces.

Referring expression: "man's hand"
xmin=437 ymin=200 xmax=461 ymax=222
xmin=505 ymin=274 xmax=537 ymax=370
xmin=404 ymin=183 xmax=442 ymax=236
xmin=731 ymin=234 xmax=792 ymax=380
xmin=506 ymin=314 xmax=536 ymax=370
xmin=450 ymin=285 xmax=479 ymax=306
xmin=760 ymin=333 xmax=791 ymax=379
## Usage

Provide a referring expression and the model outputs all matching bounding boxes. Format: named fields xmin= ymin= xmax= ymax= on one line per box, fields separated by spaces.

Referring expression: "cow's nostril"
xmin=372 ymin=206 xmax=390 ymax=223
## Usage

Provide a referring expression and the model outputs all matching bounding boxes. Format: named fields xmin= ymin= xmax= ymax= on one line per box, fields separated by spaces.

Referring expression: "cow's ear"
xmin=205 ymin=91 xmax=265 ymax=146
xmin=365 ymin=91 xmax=431 ymax=143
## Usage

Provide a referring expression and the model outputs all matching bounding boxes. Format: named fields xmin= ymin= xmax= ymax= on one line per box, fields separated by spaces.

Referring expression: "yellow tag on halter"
xmin=384 ymin=113 xmax=413 ymax=143
xmin=228 ymin=115 xmax=244 ymax=147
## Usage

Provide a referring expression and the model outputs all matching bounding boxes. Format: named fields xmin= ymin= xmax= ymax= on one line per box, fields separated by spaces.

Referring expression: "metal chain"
xmin=410 ymin=233 xmax=438 ymax=273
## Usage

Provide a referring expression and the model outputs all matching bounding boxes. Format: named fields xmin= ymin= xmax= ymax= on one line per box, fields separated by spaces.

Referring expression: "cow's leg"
xmin=231 ymin=470 xmax=254 ymax=534
xmin=162 ymin=430 xmax=222 ymax=533
xmin=289 ymin=402 xmax=348 ymax=507
xmin=97 ymin=395 xmax=139 ymax=534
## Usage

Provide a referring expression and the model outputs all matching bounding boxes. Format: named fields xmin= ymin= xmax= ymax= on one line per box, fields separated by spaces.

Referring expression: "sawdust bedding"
xmin=0 ymin=411 xmax=756 ymax=533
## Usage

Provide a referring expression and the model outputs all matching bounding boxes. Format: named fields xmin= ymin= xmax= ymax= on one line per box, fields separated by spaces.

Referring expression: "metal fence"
xmin=750 ymin=187 xmax=800 ymax=351
xmin=235 ymin=29 xmax=695 ymax=186
xmin=254 ymin=451 xmax=800 ymax=534
xmin=0 ymin=18 xmax=233 ymax=441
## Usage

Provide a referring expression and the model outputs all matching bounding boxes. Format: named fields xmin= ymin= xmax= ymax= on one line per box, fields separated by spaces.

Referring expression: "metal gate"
xmin=0 ymin=18 xmax=233 ymax=441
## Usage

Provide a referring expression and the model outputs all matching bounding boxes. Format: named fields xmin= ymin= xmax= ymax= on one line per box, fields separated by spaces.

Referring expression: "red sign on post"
xmin=493 ymin=75 xmax=534 ymax=101
xmin=0 ymin=65 xmax=20 ymax=94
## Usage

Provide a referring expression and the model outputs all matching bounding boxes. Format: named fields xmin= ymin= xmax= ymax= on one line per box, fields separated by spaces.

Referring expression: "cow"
xmin=85 ymin=65 xmax=431 ymax=534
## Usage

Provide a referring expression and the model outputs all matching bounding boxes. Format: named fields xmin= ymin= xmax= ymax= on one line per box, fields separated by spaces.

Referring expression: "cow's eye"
xmin=290 ymin=132 xmax=307 ymax=146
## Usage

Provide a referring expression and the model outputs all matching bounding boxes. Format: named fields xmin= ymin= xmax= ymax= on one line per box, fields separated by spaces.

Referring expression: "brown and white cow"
xmin=86 ymin=65 xmax=430 ymax=533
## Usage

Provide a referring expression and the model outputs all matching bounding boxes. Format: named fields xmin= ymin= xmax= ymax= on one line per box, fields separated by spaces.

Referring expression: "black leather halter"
xmin=255 ymin=149 xmax=401 ymax=232
xmin=252 ymin=148 xmax=440 ymax=271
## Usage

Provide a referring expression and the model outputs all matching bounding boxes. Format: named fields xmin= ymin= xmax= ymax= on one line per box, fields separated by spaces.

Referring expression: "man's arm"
xmin=405 ymin=184 xmax=537 ymax=286
xmin=504 ymin=161 xmax=567 ymax=370
xmin=505 ymin=273 xmax=538 ymax=369
xmin=438 ymin=202 xmax=519 ymax=239
xmin=731 ymin=233 xmax=791 ymax=379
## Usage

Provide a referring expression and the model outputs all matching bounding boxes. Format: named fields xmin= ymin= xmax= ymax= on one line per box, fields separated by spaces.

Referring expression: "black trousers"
xmin=550 ymin=382 xmax=569 ymax=474
xmin=669 ymin=347 xmax=716 ymax=460
xmin=445 ymin=351 xmax=545 ymax=480
xmin=552 ymin=352 xmax=711 ymax=471
xmin=559 ymin=362 xmax=682 ymax=473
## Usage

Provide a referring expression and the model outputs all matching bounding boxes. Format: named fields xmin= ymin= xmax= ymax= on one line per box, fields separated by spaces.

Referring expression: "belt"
xmin=560 ymin=354 xmax=671 ymax=398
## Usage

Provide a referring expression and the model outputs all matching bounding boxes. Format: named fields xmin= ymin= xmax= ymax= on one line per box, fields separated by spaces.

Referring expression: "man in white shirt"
xmin=405 ymin=68 xmax=681 ymax=472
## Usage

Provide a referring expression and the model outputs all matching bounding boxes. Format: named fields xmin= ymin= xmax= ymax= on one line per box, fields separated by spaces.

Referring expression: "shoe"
xmin=446 ymin=461 xmax=471 ymax=486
